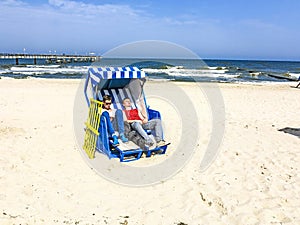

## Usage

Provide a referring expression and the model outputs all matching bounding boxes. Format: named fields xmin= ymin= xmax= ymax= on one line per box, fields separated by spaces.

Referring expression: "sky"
xmin=0 ymin=0 xmax=300 ymax=60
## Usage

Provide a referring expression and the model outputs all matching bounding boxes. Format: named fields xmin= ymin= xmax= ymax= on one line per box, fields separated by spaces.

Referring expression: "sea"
xmin=0 ymin=57 xmax=300 ymax=83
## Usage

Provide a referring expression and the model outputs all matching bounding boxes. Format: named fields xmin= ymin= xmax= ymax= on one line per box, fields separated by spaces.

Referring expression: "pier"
xmin=0 ymin=53 xmax=100 ymax=65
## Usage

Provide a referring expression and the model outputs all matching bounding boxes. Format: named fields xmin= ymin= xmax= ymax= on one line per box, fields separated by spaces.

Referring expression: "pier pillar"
xmin=34 ymin=58 xmax=37 ymax=65
xmin=16 ymin=58 xmax=19 ymax=65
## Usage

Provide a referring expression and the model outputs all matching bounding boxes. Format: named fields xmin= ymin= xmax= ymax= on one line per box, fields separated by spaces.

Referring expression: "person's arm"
xmin=136 ymin=97 xmax=148 ymax=124
xmin=122 ymin=110 xmax=128 ymax=122
xmin=138 ymin=109 xmax=148 ymax=124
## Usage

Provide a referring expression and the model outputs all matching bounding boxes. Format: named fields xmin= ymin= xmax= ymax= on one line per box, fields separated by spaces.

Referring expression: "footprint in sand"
xmin=0 ymin=126 xmax=25 ymax=136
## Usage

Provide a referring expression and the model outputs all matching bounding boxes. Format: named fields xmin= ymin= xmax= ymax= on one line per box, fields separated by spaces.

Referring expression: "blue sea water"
xmin=0 ymin=57 xmax=300 ymax=83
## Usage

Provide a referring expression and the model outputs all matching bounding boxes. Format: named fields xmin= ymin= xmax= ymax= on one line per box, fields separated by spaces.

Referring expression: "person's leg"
xmin=131 ymin=122 xmax=153 ymax=145
xmin=114 ymin=109 xmax=125 ymax=134
xmin=111 ymin=118 xmax=118 ymax=134
xmin=101 ymin=111 xmax=119 ymax=146
xmin=115 ymin=109 xmax=128 ymax=142
xmin=142 ymin=119 xmax=163 ymax=142
xmin=101 ymin=111 xmax=115 ymax=135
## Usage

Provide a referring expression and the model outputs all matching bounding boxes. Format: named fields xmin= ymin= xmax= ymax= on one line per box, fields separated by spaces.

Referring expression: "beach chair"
xmin=83 ymin=67 xmax=169 ymax=162
xmin=296 ymin=76 xmax=300 ymax=88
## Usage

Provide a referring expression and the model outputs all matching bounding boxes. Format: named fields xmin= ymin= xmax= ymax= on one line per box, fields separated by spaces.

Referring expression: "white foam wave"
xmin=9 ymin=65 xmax=88 ymax=75
xmin=26 ymin=65 xmax=61 ymax=68
xmin=288 ymin=73 xmax=300 ymax=80
xmin=142 ymin=67 xmax=233 ymax=79
xmin=207 ymin=66 xmax=227 ymax=70
xmin=0 ymin=69 xmax=9 ymax=74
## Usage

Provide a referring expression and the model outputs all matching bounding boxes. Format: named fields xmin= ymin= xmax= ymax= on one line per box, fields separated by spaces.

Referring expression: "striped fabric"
xmin=98 ymin=88 xmax=137 ymax=110
xmin=89 ymin=67 xmax=146 ymax=86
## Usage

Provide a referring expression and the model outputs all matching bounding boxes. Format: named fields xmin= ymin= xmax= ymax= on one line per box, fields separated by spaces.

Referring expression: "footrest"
xmin=110 ymin=140 xmax=143 ymax=162
xmin=145 ymin=143 xmax=170 ymax=157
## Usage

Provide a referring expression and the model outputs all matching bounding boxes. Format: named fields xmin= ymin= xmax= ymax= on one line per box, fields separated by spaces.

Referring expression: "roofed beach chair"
xmin=83 ymin=67 xmax=169 ymax=162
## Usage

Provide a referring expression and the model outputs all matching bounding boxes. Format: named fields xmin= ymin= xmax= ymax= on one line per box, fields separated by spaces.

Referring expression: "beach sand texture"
xmin=0 ymin=78 xmax=300 ymax=225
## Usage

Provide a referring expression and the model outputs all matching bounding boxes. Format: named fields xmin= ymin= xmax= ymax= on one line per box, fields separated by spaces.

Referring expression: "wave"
xmin=288 ymin=73 xmax=300 ymax=80
xmin=143 ymin=67 xmax=239 ymax=81
xmin=0 ymin=59 xmax=299 ymax=83
xmin=142 ymin=65 xmax=298 ymax=83
xmin=0 ymin=64 xmax=88 ymax=78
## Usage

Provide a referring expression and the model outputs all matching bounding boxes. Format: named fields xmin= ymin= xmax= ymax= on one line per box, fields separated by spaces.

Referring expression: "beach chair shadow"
xmin=278 ymin=127 xmax=300 ymax=138
xmin=294 ymin=77 xmax=300 ymax=88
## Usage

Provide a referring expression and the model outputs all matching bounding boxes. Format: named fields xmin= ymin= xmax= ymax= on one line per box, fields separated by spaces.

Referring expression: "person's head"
xmin=102 ymin=95 xmax=112 ymax=109
xmin=122 ymin=97 xmax=131 ymax=108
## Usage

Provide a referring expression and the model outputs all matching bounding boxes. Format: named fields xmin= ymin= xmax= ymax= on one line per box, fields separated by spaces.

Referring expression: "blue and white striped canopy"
xmin=88 ymin=67 xmax=146 ymax=86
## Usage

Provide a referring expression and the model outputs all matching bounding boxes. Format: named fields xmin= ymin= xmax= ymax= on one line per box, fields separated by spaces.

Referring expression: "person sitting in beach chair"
xmin=122 ymin=97 xmax=167 ymax=147
xmin=123 ymin=121 xmax=148 ymax=150
xmin=101 ymin=95 xmax=128 ymax=146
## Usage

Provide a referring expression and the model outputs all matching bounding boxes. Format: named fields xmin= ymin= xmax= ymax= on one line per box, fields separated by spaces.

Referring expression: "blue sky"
xmin=0 ymin=0 xmax=300 ymax=60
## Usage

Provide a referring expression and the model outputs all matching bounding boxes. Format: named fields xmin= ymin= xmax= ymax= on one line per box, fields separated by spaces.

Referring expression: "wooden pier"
xmin=0 ymin=53 xmax=100 ymax=65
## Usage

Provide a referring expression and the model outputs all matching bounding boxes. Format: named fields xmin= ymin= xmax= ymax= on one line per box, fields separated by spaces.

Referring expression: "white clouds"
xmin=0 ymin=0 xmax=225 ymax=55
xmin=240 ymin=19 xmax=282 ymax=32
xmin=1 ymin=0 xmax=297 ymax=59
xmin=162 ymin=17 xmax=197 ymax=26
xmin=0 ymin=0 xmax=142 ymax=22
xmin=0 ymin=0 xmax=150 ymax=53
xmin=47 ymin=0 xmax=140 ymax=17
xmin=0 ymin=0 xmax=144 ymax=30
xmin=0 ymin=0 xmax=26 ymax=7
xmin=48 ymin=0 xmax=65 ymax=7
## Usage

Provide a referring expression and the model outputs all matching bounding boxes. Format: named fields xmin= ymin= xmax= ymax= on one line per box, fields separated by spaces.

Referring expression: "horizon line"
xmin=0 ymin=52 xmax=299 ymax=62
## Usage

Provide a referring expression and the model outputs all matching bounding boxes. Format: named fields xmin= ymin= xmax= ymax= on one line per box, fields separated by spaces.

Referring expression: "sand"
xmin=0 ymin=78 xmax=300 ymax=225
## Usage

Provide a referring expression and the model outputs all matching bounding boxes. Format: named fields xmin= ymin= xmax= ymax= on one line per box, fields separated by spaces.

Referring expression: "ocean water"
xmin=0 ymin=57 xmax=300 ymax=83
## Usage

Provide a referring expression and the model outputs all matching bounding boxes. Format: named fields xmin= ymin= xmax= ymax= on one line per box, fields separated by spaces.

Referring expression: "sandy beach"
xmin=0 ymin=78 xmax=300 ymax=225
